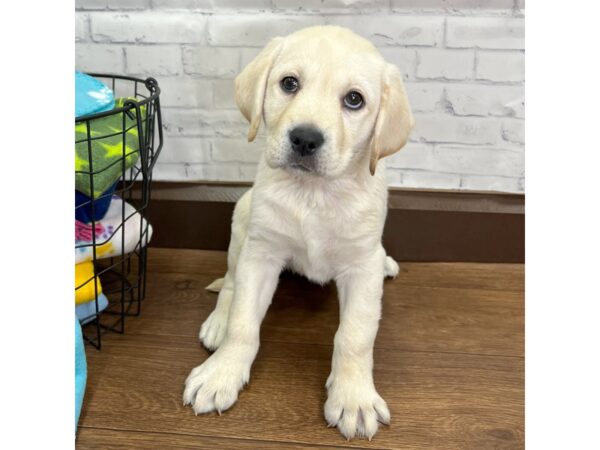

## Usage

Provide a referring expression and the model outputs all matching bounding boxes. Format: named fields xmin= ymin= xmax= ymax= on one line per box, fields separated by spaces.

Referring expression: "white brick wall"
xmin=76 ymin=0 xmax=525 ymax=193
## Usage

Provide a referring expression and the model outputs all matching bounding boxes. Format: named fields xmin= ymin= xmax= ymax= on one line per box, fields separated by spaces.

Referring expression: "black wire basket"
xmin=75 ymin=75 xmax=163 ymax=349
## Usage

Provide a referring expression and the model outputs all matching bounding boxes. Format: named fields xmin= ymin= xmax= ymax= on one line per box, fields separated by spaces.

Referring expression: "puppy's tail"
xmin=205 ymin=277 xmax=225 ymax=293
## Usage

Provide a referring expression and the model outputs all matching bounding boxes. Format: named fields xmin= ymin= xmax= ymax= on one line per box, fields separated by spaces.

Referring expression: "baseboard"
xmin=140 ymin=181 xmax=524 ymax=263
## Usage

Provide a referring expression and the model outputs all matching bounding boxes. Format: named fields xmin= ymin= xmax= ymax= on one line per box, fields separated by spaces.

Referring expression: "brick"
xmin=377 ymin=48 xmax=417 ymax=80
xmin=185 ymin=163 xmax=241 ymax=181
xmin=514 ymin=0 xmax=525 ymax=12
xmin=476 ymin=50 xmax=524 ymax=83
xmin=211 ymin=138 xmax=263 ymax=163
xmin=273 ymin=0 xmax=389 ymax=13
xmin=213 ymin=79 xmax=237 ymax=109
xmin=78 ymin=0 xmax=150 ymax=9
xmin=447 ymin=17 xmax=524 ymax=50
xmin=91 ymin=13 xmax=206 ymax=43
xmin=417 ymin=49 xmax=474 ymax=80
xmin=384 ymin=169 xmax=404 ymax=186
xmin=107 ymin=0 xmax=150 ymax=9
xmin=460 ymin=174 xmax=521 ymax=193
xmin=207 ymin=0 xmax=271 ymax=8
xmin=152 ymin=163 xmax=188 ymax=180
xmin=399 ymin=170 xmax=461 ymax=190
xmin=239 ymin=163 xmax=258 ymax=180
xmin=405 ymin=82 xmax=445 ymax=112
xmin=183 ymin=47 xmax=239 ymax=78
xmin=434 ymin=145 xmax=524 ymax=177
xmin=239 ymin=165 xmax=258 ymax=180
xmin=240 ymin=48 xmax=263 ymax=70
xmin=411 ymin=114 xmax=499 ymax=144
xmin=151 ymin=0 xmax=212 ymax=8
xmin=158 ymin=137 xmax=211 ymax=164
xmin=445 ymin=84 xmax=524 ymax=117
xmin=385 ymin=143 xmax=435 ymax=170
xmin=76 ymin=44 xmax=124 ymax=73
xmin=161 ymin=108 xmax=247 ymax=137
xmin=327 ymin=15 xmax=444 ymax=46
xmin=76 ymin=14 xmax=89 ymax=42
xmin=157 ymin=78 xmax=212 ymax=107
xmin=391 ymin=0 xmax=516 ymax=12
xmin=208 ymin=15 xmax=322 ymax=46
xmin=151 ymin=0 xmax=271 ymax=9
xmin=209 ymin=15 xmax=444 ymax=47
xmin=76 ymin=0 xmax=108 ymax=10
xmin=125 ymin=46 xmax=182 ymax=76
xmin=153 ymin=162 xmax=240 ymax=181
xmin=501 ymin=119 xmax=525 ymax=144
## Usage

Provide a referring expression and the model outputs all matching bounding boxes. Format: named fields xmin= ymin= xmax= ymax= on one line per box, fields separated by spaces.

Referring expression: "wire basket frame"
xmin=75 ymin=75 xmax=163 ymax=349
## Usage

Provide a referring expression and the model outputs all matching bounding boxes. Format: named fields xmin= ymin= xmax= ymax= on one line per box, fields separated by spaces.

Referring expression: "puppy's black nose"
xmin=289 ymin=126 xmax=324 ymax=157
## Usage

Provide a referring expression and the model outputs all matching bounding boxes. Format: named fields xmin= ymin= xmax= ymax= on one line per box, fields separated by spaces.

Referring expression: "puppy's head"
xmin=235 ymin=26 xmax=414 ymax=177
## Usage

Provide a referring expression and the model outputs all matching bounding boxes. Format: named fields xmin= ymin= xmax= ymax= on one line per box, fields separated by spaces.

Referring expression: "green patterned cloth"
xmin=75 ymin=97 xmax=145 ymax=198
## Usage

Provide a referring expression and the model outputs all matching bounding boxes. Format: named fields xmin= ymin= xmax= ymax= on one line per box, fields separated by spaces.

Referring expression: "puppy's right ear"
xmin=235 ymin=37 xmax=284 ymax=142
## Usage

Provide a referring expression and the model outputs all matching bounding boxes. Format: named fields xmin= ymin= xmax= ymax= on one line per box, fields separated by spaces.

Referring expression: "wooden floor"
xmin=77 ymin=248 xmax=524 ymax=450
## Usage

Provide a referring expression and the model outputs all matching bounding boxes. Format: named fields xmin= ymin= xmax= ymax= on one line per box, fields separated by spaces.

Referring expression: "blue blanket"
xmin=76 ymin=293 xmax=109 ymax=325
xmin=75 ymin=182 xmax=117 ymax=223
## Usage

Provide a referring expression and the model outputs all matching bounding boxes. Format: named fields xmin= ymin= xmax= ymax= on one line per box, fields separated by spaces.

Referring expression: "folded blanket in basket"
xmin=75 ymin=196 xmax=153 ymax=264
xmin=76 ymin=293 xmax=109 ymax=325
xmin=75 ymin=71 xmax=115 ymax=118
xmin=75 ymin=97 xmax=145 ymax=198
xmin=75 ymin=182 xmax=117 ymax=223
xmin=75 ymin=261 xmax=103 ymax=305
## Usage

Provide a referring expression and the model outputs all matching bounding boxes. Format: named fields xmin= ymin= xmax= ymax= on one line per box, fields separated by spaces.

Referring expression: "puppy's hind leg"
xmin=205 ymin=277 xmax=225 ymax=293
xmin=199 ymin=190 xmax=252 ymax=351
xmin=383 ymin=247 xmax=400 ymax=279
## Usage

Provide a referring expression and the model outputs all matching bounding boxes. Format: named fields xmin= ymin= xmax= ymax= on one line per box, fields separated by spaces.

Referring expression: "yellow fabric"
xmin=75 ymin=262 xmax=103 ymax=305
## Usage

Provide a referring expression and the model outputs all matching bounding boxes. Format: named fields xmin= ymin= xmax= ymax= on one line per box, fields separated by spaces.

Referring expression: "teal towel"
xmin=75 ymin=71 xmax=115 ymax=118
xmin=75 ymin=315 xmax=87 ymax=428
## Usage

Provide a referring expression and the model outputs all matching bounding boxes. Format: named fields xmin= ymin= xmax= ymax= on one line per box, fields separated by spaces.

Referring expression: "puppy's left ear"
xmin=235 ymin=37 xmax=284 ymax=142
xmin=369 ymin=63 xmax=414 ymax=175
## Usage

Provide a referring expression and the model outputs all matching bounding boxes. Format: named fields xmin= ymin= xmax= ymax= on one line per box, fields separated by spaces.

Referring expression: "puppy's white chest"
xmin=252 ymin=166 xmax=388 ymax=284
xmin=288 ymin=211 xmax=342 ymax=283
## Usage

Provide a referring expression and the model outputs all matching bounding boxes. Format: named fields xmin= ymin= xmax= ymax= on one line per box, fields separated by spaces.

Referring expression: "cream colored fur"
xmin=184 ymin=26 xmax=413 ymax=441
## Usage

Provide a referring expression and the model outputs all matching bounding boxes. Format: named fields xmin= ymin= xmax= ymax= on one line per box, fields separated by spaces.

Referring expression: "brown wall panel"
xmin=144 ymin=191 xmax=524 ymax=262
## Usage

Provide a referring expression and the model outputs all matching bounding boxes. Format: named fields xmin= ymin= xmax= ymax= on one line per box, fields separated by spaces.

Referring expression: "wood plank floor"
xmin=77 ymin=248 xmax=524 ymax=450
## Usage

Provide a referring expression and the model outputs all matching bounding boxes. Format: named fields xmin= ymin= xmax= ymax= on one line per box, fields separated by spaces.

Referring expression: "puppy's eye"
xmin=343 ymin=91 xmax=364 ymax=110
xmin=281 ymin=76 xmax=300 ymax=93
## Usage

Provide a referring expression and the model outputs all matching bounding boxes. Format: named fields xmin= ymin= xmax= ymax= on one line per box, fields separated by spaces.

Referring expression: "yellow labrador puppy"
xmin=184 ymin=26 xmax=413 ymax=440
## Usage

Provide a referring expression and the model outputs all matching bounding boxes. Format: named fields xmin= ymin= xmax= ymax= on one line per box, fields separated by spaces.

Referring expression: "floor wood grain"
xmin=77 ymin=248 xmax=524 ymax=450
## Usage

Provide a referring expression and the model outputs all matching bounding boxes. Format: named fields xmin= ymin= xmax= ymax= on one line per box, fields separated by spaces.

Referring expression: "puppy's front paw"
xmin=199 ymin=309 xmax=228 ymax=351
xmin=324 ymin=375 xmax=390 ymax=440
xmin=183 ymin=351 xmax=250 ymax=415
